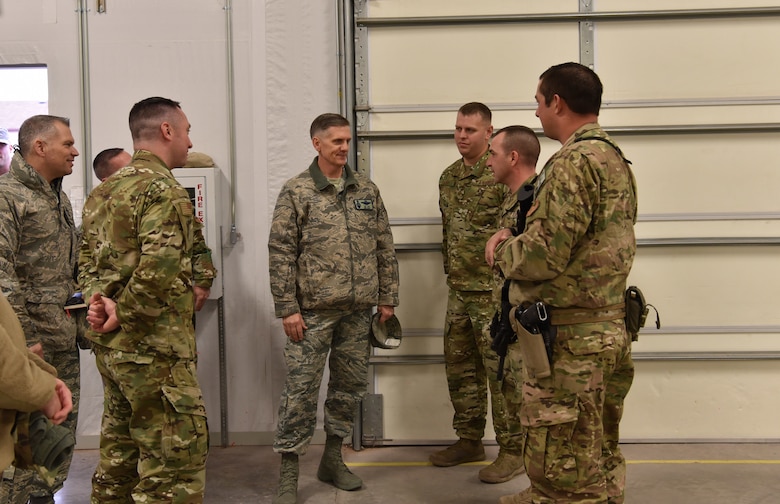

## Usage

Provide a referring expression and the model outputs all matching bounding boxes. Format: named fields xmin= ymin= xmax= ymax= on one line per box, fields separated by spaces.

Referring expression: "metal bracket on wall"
xmin=579 ymin=0 xmax=594 ymax=68
xmin=354 ymin=0 xmax=370 ymax=175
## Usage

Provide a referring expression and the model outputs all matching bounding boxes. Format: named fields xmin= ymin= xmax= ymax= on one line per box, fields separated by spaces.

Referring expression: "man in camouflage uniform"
xmin=78 ymin=97 xmax=216 ymax=504
xmin=494 ymin=63 xmax=638 ymax=504
xmin=484 ymin=125 xmax=541 ymax=483
xmin=92 ymin=147 xmax=131 ymax=182
xmin=268 ymin=113 xmax=399 ymax=504
xmin=0 ymin=115 xmax=81 ymax=504
xmin=0 ymin=289 xmax=74 ymax=474
xmin=432 ymin=103 xmax=524 ymax=484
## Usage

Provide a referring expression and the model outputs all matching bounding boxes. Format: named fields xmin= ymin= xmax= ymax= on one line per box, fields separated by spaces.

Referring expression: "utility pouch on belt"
xmin=510 ymin=303 xmax=555 ymax=379
xmin=625 ymin=285 xmax=660 ymax=341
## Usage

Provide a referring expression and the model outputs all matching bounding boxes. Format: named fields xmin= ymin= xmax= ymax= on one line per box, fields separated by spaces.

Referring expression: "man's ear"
xmin=161 ymin=121 xmax=173 ymax=140
xmin=33 ymin=139 xmax=46 ymax=157
xmin=311 ymin=136 xmax=321 ymax=152
xmin=552 ymin=94 xmax=566 ymax=115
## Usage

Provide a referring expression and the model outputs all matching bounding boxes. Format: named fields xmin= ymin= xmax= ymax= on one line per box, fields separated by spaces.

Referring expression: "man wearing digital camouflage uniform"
xmin=432 ymin=103 xmax=525 ymax=484
xmin=79 ymin=97 xmax=215 ymax=504
xmin=0 ymin=115 xmax=81 ymax=504
xmin=494 ymin=63 xmax=637 ymax=504
xmin=268 ymin=113 xmax=399 ymax=504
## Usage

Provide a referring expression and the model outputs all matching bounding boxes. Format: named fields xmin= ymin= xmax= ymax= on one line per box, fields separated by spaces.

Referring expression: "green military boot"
xmin=316 ymin=435 xmax=362 ymax=491
xmin=429 ymin=438 xmax=485 ymax=467
xmin=272 ymin=453 xmax=299 ymax=504
xmin=478 ymin=449 xmax=525 ymax=483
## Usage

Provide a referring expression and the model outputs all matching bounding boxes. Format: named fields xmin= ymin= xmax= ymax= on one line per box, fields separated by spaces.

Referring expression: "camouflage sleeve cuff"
xmin=378 ymin=296 xmax=399 ymax=307
xmin=274 ymin=301 xmax=301 ymax=319
xmin=194 ymin=278 xmax=214 ymax=289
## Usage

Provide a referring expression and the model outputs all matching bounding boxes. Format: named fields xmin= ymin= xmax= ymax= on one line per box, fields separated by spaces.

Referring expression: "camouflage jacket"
xmin=492 ymin=175 xmax=537 ymax=307
xmin=439 ymin=150 xmax=509 ymax=292
xmin=496 ymin=123 xmax=637 ymax=309
xmin=78 ymin=150 xmax=216 ymax=357
xmin=268 ymin=158 xmax=399 ymax=317
xmin=0 ymin=152 xmax=78 ymax=351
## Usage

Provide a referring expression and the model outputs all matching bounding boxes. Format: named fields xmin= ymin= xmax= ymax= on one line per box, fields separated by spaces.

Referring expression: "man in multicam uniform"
xmin=0 ymin=115 xmax=81 ymax=504
xmin=92 ymin=147 xmax=131 ymax=182
xmin=0 ymin=289 xmax=74 ymax=474
xmin=431 ymin=103 xmax=525 ymax=484
xmin=493 ymin=63 xmax=638 ymax=504
xmin=484 ymin=124 xmax=541 ymax=485
xmin=78 ymin=97 xmax=216 ymax=504
xmin=268 ymin=113 xmax=399 ymax=504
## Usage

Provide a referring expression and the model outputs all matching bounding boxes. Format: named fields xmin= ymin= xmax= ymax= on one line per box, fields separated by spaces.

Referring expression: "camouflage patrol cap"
xmin=0 ymin=128 xmax=10 ymax=145
xmin=183 ymin=151 xmax=215 ymax=167
xmin=369 ymin=312 xmax=402 ymax=349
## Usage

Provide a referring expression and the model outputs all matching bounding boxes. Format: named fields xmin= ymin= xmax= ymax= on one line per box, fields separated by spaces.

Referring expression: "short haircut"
xmin=129 ymin=97 xmax=181 ymax=143
xmin=539 ymin=62 xmax=603 ymax=116
xmin=493 ymin=125 xmax=541 ymax=167
xmin=310 ymin=113 xmax=350 ymax=138
xmin=93 ymin=147 xmax=126 ymax=180
xmin=458 ymin=102 xmax=492 ymax=123
xmin=18 ymin=115 xmax=70 ymax=157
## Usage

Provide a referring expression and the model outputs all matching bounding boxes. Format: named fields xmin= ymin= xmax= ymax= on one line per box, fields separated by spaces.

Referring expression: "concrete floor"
xmin=57 ymin=443 xmax=780 ymax=503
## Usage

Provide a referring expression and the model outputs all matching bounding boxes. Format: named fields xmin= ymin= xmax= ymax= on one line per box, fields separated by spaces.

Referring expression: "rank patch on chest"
xmin=527 ymin=200 xmax=540 ymax=217
xmin=354 ymin=199 xmax=374 ymax=210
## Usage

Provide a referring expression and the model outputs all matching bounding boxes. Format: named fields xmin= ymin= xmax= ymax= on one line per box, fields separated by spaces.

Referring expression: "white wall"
xmin=0 ymin=0 xmax=340 ymax=445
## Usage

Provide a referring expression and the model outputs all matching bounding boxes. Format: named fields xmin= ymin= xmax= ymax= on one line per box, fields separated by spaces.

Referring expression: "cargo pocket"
xmin=160 ymin=385 xmax=209 ymax=468
xmin=521 ymin=395 xmax=581 ymax=491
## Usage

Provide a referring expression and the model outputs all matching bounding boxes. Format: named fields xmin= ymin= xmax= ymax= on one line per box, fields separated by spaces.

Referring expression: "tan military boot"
xmin=479 ymin=449 xmax=525 ymax=483
xmin=429 ymin=438 xmax=485 ymax=467
xmin=498 ymin=486 xmax=533 ymax=504
xmin=272 ymin=453 xmax=298 ymax=504
xmin=317 ymin=435 xmax=362 ymax=491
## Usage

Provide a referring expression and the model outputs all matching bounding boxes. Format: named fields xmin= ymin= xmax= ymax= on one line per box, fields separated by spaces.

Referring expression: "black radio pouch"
xmin=625 ymin=286 xmax=660 ymax=341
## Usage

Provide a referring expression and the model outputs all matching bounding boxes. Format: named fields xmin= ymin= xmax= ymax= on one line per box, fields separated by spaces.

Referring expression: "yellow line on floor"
xmin=346 ymin=460 xmax=780 ymax=468
xmin=628 ymin=459 xmax=780 ymax=465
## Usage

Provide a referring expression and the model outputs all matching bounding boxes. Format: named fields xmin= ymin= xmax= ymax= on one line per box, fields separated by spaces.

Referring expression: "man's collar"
xmin=308 ymin=157 xmax=358 ymax=191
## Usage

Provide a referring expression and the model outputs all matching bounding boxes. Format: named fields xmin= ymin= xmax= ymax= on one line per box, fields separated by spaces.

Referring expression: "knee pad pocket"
xmin=522 ymin=394 xmax=580 ymax=490
xmin=160 ymin=385 xmax=209 ymax=468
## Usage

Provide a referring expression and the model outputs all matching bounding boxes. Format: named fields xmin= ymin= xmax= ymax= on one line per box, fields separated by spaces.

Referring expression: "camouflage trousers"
xmin=0 ymin=345 xmax=80 ymax=504
xmin=502 ymin=342 xmax=526 ymax=453
xmin=274 ymin=309 xmax=371 ymax=455
xmin=91 ymin=344 xmax=208 ymax=504
xmin=444 ymin=289 xmax=520 ymax=453
xmin=520 ymin=321 xmax=634 ymax=504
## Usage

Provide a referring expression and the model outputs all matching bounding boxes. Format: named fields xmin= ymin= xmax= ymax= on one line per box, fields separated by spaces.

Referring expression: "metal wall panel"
xmin=351 ymin=0 xmax=780 ymax=444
